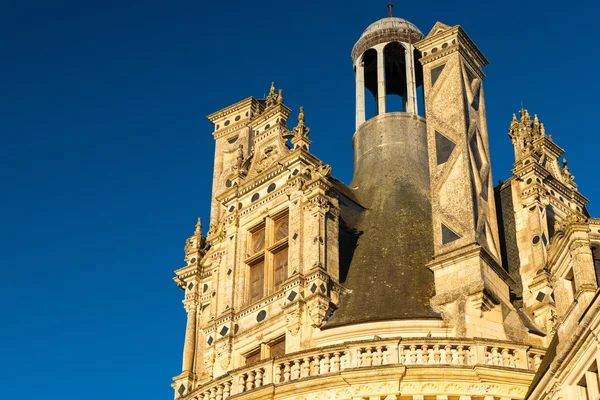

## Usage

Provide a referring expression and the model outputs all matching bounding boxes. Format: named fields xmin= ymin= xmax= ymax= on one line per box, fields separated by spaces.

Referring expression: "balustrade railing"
xmin=188 ymin=338 xmax=544 ymax=400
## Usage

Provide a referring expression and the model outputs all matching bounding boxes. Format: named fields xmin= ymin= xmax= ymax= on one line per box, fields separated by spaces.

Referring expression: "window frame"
xmin=245 ymin=210 xmax=290 ymax=305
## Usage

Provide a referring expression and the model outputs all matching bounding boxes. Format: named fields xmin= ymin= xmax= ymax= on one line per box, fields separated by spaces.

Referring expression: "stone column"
xmin=355 ymin=56 xmax=366 ymax=129
xmin=376 ymin=44 xmax=386 ymax=115
xmin=182 ymin=297 xmax=199 ymax=372
xmin=405 ymin=44 xmax=417 ymax=115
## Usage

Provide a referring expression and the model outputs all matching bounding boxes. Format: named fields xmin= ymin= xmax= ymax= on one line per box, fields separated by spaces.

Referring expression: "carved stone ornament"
xmin=282 ymin=302 xmax=303 ymax=336
xmin=203 ymin=353 xmax=215 ymax=377
xmin=246 ymin=134 xmax=289 ymax=179
xmin=307 ymin=295 xmax=329 ymax=327
xmin=306 ymin=195 xmax=331 ymax=215
xmin=215 ymin=339 xmax=232 ymax=371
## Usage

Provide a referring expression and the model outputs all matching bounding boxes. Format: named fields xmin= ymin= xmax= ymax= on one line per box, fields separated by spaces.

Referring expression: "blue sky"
xmin=1 ymin=1 xmax=599 ymax=399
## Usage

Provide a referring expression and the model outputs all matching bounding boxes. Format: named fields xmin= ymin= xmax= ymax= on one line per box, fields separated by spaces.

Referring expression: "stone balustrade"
xmin=188 ymin=338 xmax=545 ymax=400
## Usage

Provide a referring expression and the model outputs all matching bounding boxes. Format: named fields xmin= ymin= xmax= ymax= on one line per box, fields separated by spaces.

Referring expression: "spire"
xmin=388 ymin=1 xmax=393 ymax=17
xmin=194 ymin=217 xmax=202 ymax=236
xmin=184 ymin=217 xmax=207 ymax=262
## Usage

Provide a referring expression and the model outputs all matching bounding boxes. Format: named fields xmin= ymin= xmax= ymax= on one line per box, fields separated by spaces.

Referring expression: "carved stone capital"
xmin=183 ymin=294 xmax=200 ymax=313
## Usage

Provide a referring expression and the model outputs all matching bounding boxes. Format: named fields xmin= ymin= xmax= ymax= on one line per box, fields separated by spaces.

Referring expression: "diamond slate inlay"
xmin=435 ymin=131 xmax=456 ymax=165
xmin=178 ymin=385 xmax=186 ymax=395
xmin=227 ymin=268 xmax=232 ymax=276
xmin=319 ymin=283 xmax=326 ymax=293
xmin=536 ymin=292 xmax=546 ymax=302
xmin=234 ymin=324 xmax=239 ymax=334
xmin=219 ymin=326 xmax=229 ymax=336
xmin=203 ymin=284 xmax=208 ymax=293
xmin=287 ymin=291 xmax=298 ymax=302
xmin=431 ymin=63 xmax=446 ymax=87
xmin=187 ymin=282 xmax=194 ymax=290
xmin=207 ymin=336 xmax=213 ymax=346
xmin=310 ymin=283 xmax=317 ymax=293
xmin=441 ymin=224 xmax=461 ymax=244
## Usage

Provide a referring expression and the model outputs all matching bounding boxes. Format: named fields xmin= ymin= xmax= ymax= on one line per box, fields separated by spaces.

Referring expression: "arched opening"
xmin=414 ymin=48 xmax=425 ymax=117
xmin=363 ymin=48 xmax=378 ymax=120
xmin=384 ymin=42 xmax=407 ymax=112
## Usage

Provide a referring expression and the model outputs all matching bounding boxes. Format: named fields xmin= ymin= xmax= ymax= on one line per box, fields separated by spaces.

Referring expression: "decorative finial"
xmin=291 ymin=106 xmax=312 ymax=150
xmin=388 ymin=1 xmax=393 ymax=17
xmin=195 ymin=218 xmax=202 ymax=235
xmin=298 ymin=106 xmax=305 ymax=125
xmin=277 ymin=89 xmax=283 ymax=104
xmin=266 ymin=82 xmax=278 ymax=107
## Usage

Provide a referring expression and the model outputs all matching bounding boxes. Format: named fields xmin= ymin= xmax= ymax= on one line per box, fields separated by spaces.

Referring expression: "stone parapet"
xmin=183 ymin=337 xmax=544 ymax=400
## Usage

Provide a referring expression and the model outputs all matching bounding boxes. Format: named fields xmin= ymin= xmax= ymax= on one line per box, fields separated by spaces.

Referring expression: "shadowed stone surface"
xmin=326 ymin=113 xmax=440 ymax=328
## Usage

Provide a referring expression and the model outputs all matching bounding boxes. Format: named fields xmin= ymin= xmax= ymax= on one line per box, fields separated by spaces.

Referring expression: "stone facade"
xmin=171 ymin=12 xmax=600 ymax=400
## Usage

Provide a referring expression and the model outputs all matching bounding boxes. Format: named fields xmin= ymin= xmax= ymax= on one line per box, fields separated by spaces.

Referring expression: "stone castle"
xmin=171 ymin=8 xmax=600 ymax=400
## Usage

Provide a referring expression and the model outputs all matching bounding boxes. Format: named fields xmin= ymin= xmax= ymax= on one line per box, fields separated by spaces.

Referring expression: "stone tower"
xmin=171 ymin=8 xmax=600 ymax=400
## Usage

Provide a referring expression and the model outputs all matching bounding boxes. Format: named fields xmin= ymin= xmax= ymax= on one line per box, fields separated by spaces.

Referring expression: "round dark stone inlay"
xmin=532 ymin=236 xmax=541 ymax=245
xmin=251 ymin=193 xmax=260 ymax=202
xmin=267 ymin=183 xmax=276 ymax=193
xmin=256 ymin=310 xmax=267 ymax=322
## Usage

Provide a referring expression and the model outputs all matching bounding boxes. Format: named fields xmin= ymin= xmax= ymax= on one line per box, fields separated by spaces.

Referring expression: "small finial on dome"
xmin=388 ymin=1 xmax=393 ymax=17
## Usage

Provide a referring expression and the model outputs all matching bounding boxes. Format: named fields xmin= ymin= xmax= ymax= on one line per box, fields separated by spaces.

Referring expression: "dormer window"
xmin=246 ymin=212 xmax=289 ymax=304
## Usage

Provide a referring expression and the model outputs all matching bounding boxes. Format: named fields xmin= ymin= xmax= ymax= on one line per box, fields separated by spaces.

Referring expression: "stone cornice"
xmin=428 ymin=242 xmax=517 ymax=289
xmin=247 ymin=103 xmax=291 ymax=130
xmin=416 ymin=26 xmax=488 ymax=80
xmin=513 ymin=161 xmax=589 ymax=207
xmin=207 ymin=97 xmax=257 ymax=123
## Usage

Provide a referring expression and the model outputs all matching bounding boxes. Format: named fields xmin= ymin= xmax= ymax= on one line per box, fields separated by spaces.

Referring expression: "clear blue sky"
xmin=1 ymin=1 xmax=598 ymax=399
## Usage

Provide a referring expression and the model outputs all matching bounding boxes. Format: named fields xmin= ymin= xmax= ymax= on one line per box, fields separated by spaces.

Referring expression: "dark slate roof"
xmin=325 ymin=176 xmax=440 ymax=328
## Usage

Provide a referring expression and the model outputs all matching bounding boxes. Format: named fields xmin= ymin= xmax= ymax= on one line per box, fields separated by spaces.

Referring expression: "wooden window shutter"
xmin=274 ymin=214 xmax=289 ymax=242
xmin=273 ymin=247 xmax=289 ymax=291
xmin=249 ymin=261 xmax=265 ymax=304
